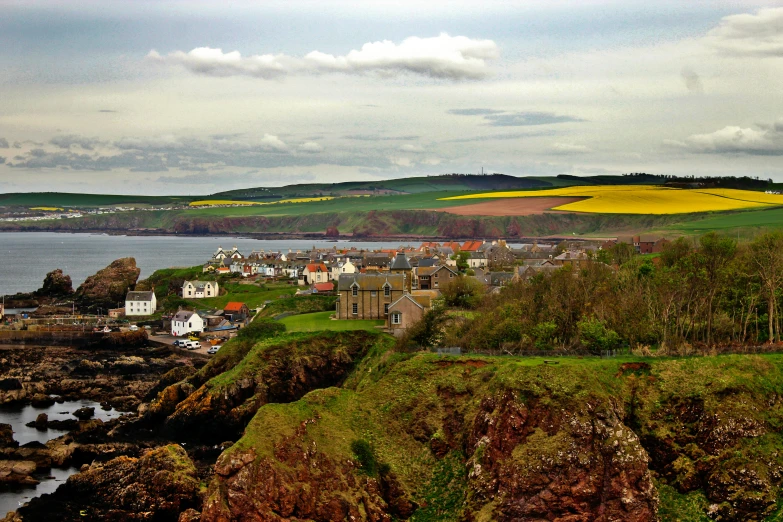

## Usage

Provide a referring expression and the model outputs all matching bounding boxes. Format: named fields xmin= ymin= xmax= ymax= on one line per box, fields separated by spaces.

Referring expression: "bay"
xmin=0 ymin=232 xmax=414 ymax=295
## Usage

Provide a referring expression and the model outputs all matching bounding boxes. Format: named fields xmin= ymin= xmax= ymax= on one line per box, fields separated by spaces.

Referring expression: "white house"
xmin=125 ymin=291 xmax=157 ymax=316
xmin=211 ymin=246 xmax=243 ymax=261
xmin=330 ymin=260 xmax=356 ymax=281
xmin=171 ymin=310 xmax=205 ymax=336
xmin=182 ymin=281 xmax=219 ymax=299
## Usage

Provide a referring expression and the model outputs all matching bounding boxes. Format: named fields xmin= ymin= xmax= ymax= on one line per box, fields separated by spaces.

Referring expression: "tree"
xmin=440 ymin=276 xmax=484 ymax=309
xmin=451 ymin=251 xmax=470 ymax=273
xmin=697 ymin=232 xmax=736 ymax=346
xmin=750 ymin=232 xmax=783 ymax=343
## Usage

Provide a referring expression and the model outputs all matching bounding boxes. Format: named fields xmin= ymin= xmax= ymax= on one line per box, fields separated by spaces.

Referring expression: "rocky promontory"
xmin=73 ymin=257 xmax=140 ymax=312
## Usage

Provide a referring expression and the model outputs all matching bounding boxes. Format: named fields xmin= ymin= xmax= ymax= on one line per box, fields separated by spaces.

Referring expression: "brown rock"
xmin=74 ymin=257 xmax=140 ymax=311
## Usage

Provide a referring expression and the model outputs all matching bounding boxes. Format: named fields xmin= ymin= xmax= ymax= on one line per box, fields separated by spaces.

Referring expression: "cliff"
xmin=11 ymin=333 xmax=783 ymax=521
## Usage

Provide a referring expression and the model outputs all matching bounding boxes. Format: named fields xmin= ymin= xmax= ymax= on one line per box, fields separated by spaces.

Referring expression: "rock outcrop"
xmin=74 ymin=257 xmax=140 ymax=311
xmin=37 ymin=269 xmax=74 ymax=299
xmin=14 ymin=445 xmax=200 ymax=521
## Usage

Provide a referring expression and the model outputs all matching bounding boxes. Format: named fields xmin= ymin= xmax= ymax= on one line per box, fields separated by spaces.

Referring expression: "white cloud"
xmin=668 ymin=119 xmax=783 ymax=155
xmin=148 ymin=33 xmax=498 ymax=81
xmin=298 ymin=141 xmax=323 ymax=153
xmin=706 ymin=8 xmax=783 ymax=57
xmin=550 ymin=142 xmax=591 ymax=154
xmin=258 ymin=134 xmax=289 ymax=151
xmin=398 ymin=143 xmax=424 ymax=152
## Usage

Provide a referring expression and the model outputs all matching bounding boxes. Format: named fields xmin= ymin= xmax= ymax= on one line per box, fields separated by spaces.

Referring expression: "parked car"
xmin=129 ymin=325 xmax=139 ymax=331
xmin=207 ymin=345 xmax=221 ymax=354
xmin=188 ymin=332 xmax=200 ymax=341
xmin=186 ymin=341 xmax=201 ymax=350
xmin=173 ymin=339 xmax=188 ymax=347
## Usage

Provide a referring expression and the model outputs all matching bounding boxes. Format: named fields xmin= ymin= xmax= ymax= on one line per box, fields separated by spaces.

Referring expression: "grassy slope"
xmin=279 ymin=311 xmax=384 ymax=332
xmin=0 ymin=192 xmax=193 ymax=207
xmin=217 ymin=350 xmax=783 ymax=521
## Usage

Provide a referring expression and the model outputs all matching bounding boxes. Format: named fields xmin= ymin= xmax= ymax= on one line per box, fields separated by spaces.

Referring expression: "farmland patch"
xmin=430 ymin=197 xmax=582 ymax=216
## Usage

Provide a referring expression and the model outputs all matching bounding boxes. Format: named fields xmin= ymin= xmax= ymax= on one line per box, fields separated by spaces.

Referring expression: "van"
xmin=186 ymin=341 xmax=201 ymax=350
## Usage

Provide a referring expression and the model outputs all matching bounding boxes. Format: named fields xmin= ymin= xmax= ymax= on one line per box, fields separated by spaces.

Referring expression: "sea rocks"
xmin=14 ymin=445 xmax=201 ymax=521
xmin=0 ymin=424 xmax=18 ymax=449
xmin=72 ymin=407 xmax=95 ymax=420
xmin=74 ymin=257 xmax=140 ymax=311
xmin=0 ymin=460 xmax=39 ymax=487
xmin=34 ymin=413 xmax=48 ymax=430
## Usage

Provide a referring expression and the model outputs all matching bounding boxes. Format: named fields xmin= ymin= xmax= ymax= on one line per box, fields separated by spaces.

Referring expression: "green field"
xmin=665 ymin=206 xmax=783 ymax=234
xmin=184 ymin=282 xmax=297 ymax=310
xmin=279 ymin=311 xmax=384 ymax=332
xmin=0 ymin=192 xmax=193 ymax=208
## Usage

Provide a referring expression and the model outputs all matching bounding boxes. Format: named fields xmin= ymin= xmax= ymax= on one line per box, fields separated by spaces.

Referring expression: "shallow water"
xmin=0 ymin=399 xmax=126 ymax=516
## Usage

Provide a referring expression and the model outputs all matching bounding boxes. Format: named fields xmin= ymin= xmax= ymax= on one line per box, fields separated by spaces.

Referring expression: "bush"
xmin=350 ymin=439 xmax=377 ymax=475
xmin=577 ymin=318 xmax=621 ymax=352
xmin=531 ymin=321 xmax=558 ymax=350
xmin=236 ymin=318 xmax=286 ymax=342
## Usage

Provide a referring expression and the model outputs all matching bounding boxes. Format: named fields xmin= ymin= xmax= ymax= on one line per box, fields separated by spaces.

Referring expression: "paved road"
xmin=149 ymin=333 xmax=229 ymax=355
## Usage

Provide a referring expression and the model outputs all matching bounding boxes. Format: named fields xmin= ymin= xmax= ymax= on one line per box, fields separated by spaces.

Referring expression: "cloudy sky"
xmin=2 ymin=0 xmax=783 ymax=195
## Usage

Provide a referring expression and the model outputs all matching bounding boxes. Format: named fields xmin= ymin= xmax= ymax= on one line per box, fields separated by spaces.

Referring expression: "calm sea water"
xmin=0 ymin=399 xmax=124 ymax=516
xmin=0 ymin=232 xmax=412 ymax=295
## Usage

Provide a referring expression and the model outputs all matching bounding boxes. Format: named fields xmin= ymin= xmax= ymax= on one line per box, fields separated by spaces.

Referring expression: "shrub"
xmin=350 ymin=439 xmax=377 ymax=475
xmin=531 ymin=321 xmax=558 ymax=350
xmin=236 ymin=318 xmax=286 ymax=342
xmin=577 ymin=318 xmax=622 ymax=352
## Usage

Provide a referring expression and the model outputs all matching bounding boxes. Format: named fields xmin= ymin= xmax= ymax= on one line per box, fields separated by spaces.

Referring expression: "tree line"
xmin=427 ymin=232 xmax=783 ymax=355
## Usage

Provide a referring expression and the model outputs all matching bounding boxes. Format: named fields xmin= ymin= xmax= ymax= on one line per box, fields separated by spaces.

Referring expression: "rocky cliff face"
xmin=37 ymin=269 xmax=74 ymax=298
xmin=74 ymin=257 xmax=140 ymax=311
xmin=8 ymin=335 xmax=783 ymax=522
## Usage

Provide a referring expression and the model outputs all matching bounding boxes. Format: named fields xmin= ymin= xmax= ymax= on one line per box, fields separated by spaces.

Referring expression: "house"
xmin=387 ymin=293 xmax=432 ymax=335
xmin=468 ymin=251 xmax=487 ymax=268
xmin=553 ymin=251 xmax=589 ymax=268
xmin=461 ymin=240 xmax=484 ymax=252
xmin=484 ymin=243 xmax=516 ymax=268
xmin=224 ymin=302 xmax=250 ymax=321
xmin=182 ymin=281 xmax=219 ymax=299
xmin=171 ymin=310 xmax=205 ymax=336
xmin=414 ymin=265 xmax=457 ymax=290
xmin=632 ymin=236 xmax=668 ymax=254
xmin=125 ymin=291 xmax=157 ymax=316
xmin=301 ymin=263 xmax=330 ymax=285
xmin=330 ymin=259 xmax=356 ymax=281
xmin=336 ymin=273 xmax=405 ymax=319
xmin=108 ymin=307 xmax=125 ymax=319
xmin=389 ymin=252 xmax=413 ymax=292
xmin=211 ymin=246 xmax=243 ymax=260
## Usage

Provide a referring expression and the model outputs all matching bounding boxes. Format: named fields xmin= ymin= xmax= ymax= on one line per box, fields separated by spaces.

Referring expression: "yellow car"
xmin=188 ymin=333 xmax=200 ymax=341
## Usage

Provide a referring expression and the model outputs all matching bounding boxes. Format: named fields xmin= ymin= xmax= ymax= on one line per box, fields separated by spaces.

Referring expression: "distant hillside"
xmin=212 ymin=174 xmax=558 ymax=200
xmin=0 ymin=192 xmax=192 ymax=208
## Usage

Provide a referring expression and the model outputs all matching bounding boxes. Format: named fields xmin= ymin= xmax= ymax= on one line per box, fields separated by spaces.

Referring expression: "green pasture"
xmin=184 ymin=282 xmax=297 ymax=310
xmin=0 ymin=192 xmax=192 ymax=208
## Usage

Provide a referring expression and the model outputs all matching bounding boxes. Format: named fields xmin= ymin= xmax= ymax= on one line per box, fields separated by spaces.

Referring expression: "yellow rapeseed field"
xmin=189 ymin=197 xmax=334 ymax=207
xmin=30 ymin=206 xmax=64 ymax=211
xmin=441 ymin=185 xmax=783 ymax=215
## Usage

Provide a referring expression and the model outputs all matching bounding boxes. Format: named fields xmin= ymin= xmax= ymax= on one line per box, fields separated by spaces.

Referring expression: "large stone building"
xmin=336 ymin=273 xmax=406 ymax=320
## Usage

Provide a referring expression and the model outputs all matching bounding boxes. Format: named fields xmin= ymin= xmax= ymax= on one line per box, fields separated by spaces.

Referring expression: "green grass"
xmin=664 ymin=207 xmax=783 ymax=235
xmin=655 ymin=481 xmax=711 ymax=521
xmin=279 ymin=311 xmax=384 ymax=332
xmin=185 ymin=282 xmax=296 ymax=310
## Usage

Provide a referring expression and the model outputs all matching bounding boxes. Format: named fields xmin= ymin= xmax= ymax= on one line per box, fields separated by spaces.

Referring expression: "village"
xmin=0 ymin=235 xmax=669 ymax=355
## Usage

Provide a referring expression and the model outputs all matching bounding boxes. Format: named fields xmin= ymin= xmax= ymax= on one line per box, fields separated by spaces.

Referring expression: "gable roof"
xmin=126 ymin=291 xmax=154 ymax=301
xmin=417 ymin=265 xmax=457 ymax=277
xmin=337 ymin=273 xmax=405 ymax=292
xmin=224 ymin=302 xmax=247 ymax=312
xmin=305 ymin=263 xmax=328 ymax=273
xmin=173 ymin=310 xmax=199 ymax=322
xmin=313 ymin=282 xmax=335 ymax=292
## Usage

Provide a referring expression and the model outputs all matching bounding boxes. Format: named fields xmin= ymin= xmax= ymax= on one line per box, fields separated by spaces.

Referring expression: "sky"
xmin=1 ymin=0 xmax=783 ymax=195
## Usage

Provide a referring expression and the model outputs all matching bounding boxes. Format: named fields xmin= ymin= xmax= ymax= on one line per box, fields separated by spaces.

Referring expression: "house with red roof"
xmin=461 ymin=240 xmax=484 ymax=252
xmin=301 ymin=263 xmax=330 ymax=285
xmin=224 ymin=302 xmax=250 ymax=321
xmin=312 ymin=282 xmax=335 ymax=294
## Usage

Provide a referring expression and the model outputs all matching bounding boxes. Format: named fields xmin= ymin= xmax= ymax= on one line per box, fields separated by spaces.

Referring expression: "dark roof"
xmin=337 ymin=273 xmax=405 ymax=292
xmin=173 ymin=310 xmax=197 ymax=321
xmin=126 ymin=291 xmax=154 ymax=301
xmin=389 ymin=253 xmax=412 ymax=271
xmin=417 ymin=258 xmax=437 ymax=267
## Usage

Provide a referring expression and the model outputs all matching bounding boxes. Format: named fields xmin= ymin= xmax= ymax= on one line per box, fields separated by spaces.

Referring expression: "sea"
xmin=0 ymin=232 xmax=414 ymax=295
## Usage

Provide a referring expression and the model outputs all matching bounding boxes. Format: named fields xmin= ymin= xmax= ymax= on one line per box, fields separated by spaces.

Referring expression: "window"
xmin=352 ymin=286 xmax=358 ymax=297
xmin=384 ymin=285 xmax=390 ymax=297
xmin=188 ymin=322 xmax=192 ymax=328
xmin=371 ymin=291 xmax=377 ymax=297
xmin=434 ymin=282 xmax=439 ymax=288
xmin=188 ymin=291 xmax=192 ymax=296
xmin=384 ymin=304 xmax=389 ymax=315
xmin=352 ymin=303 xmax=358 ymax=315
xmin=391 ymin=312 xmax=402 ymax=325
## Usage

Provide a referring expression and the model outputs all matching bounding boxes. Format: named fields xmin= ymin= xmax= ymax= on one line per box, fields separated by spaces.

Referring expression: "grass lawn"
xmin=279 ymin=311 xmax=384 ymax=332
xmin=666 ymin=206 xmax=783 ymax=234
xmin=184 ymin=282 xmax=297 ymax=310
